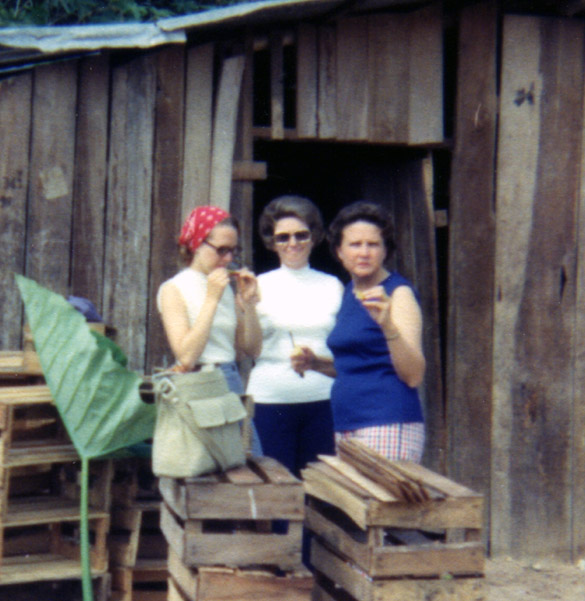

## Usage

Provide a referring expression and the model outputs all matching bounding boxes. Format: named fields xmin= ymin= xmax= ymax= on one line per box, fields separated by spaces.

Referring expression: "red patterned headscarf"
xmin=178 ymin=206 xmax=230 ymax=253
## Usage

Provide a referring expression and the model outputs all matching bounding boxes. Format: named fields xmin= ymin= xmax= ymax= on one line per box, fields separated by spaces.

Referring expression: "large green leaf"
xmin=16 ymin=274 xmax=155 ymax=459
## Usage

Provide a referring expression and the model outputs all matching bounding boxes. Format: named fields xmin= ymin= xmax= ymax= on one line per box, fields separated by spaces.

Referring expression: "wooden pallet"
xmin=167 ymin=547 xmax=313 ymax=601
xmin=159 ymin=456 xmax=304 ymax=570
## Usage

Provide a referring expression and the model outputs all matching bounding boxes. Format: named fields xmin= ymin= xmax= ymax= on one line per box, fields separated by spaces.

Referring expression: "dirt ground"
xmin=485 ymin=556 xmax=585 ymax=600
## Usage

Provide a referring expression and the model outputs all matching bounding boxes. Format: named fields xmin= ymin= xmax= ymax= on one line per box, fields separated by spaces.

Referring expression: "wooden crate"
xmin=167 ymin=547 xmax=313 ymax=601
xmin=159 ymin=456 xmax=304 ymax=570
xmin=111 ymin=457 xmax=161 ymax=508
xmin=302 ymin=452 xmax=485 ymax=601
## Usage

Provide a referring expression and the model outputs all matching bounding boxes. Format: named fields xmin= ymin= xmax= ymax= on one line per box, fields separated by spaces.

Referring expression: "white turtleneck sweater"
xmin=246 ymin=264 xmax=343 ymax=404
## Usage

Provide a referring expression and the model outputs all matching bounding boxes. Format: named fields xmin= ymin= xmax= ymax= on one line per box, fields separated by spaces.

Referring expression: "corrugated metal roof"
xmin=0 ymin=0 xmax=429 ymax=68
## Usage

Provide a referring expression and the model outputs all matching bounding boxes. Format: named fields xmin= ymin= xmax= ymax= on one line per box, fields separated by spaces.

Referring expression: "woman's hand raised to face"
xmin=206 ymin=268 xmax=231 ymax=302
xmin=235 ymin=268 xmax=260 ymax=307
xmin=356 ymin=286 xmax=397 ymax=334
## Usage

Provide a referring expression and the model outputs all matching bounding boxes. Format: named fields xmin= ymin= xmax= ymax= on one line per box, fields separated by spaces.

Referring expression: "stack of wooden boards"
xmin=159 ymin=456 xmax=314 ymax=601
xmin=0 ymin=350 xmax=111 ymax=599
xmin=302 ymin=439 xmax=485 ymax=601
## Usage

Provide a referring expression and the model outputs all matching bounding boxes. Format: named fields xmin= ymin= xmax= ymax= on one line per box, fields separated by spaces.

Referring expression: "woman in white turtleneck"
xmin=246 ymin=196 xmax=343 ymax=478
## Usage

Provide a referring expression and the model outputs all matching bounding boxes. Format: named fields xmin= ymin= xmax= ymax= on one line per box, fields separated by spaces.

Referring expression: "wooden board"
xmin=317 ymin=23 xmax=337 ymax=139
xmin=0 ymin=72 xmax=32 ymax=350
xmin=209 ymin=54 xmax=246 ymax=211
xmin=159 ymin=456 xmax=303 ymax=520
xmin=182 ymin=43 xmax=214 ymax=216
xmin=446 ymin=0 xmax=498 ymax=525
xmin=296 ymin=24 xmax=317 ymax=138
xmin=147 ymin=45 xmax=186 ymax=372
xmin=168 ymin=547 xmax=313 ymax=601
xmin=336 ymin=17 xmax=368 ymax=141
xmin=492 ymin=15 xmax=584 ymax=561
xmin=161 ymin=501 xmax=303 ymax=570
xmin=26 ymin=60 xmax=78 ymax=296
xmin=305 ymin=504 xmax=484 ymax=577
xmin=312 ymin=540 xmax=485 ymax=601
xmin=103 ymin=53 xmax=156 ymax=370
xmin=302 ymin=464 xmax=483 ymax=531
xmin=71 ymin=53 xmax=109 ymax=310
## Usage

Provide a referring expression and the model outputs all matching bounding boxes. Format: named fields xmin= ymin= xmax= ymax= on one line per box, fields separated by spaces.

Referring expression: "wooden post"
xmin=447 ymin=0 xmax=497 ymax=528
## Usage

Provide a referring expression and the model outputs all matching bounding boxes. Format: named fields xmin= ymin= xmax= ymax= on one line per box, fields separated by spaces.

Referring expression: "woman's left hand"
xmin=235 ymin=268 xmax=260 ymax=308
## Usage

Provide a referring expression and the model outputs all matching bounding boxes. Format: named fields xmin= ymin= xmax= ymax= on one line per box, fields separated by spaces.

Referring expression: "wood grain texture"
xmin=26 ymin=60 xmax=78 ymax=296
xmin=0 ymin=72 xmax=32 ymax=349
xmin=103 ymin=53 xmax=156 ymax=370
xmin=71 ymin=54 xmax=109 ymax=311
xmin=317 ymin=23 xmax=337 ymax=139
xmin=147 ymin=46 xmax=186 ymax=372
xmin=296 ymin=23 xmax=317 ymax=138
xmin=209 ymin=54 xmax=245 ymax=211
xmin=336 ymin=17 xmax=368 ymax=141
xmin=182 ymin=43 xmax=213 ymax=217
xmin=492 ymin=15 xmax=584 ymax=560
xmin=447 ymin=0 xmax=497 ymax=523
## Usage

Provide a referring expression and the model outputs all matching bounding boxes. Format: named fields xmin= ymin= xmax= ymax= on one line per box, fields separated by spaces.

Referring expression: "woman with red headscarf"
xmin=156 ymin=206 xmax=262 ymax=453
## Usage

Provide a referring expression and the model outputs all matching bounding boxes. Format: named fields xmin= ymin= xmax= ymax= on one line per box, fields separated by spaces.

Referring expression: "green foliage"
xmin=0 ymin=0 xmax=250 ymax=26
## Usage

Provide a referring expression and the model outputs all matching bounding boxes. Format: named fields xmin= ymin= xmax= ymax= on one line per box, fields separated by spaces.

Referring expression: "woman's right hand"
xmin=206 ymin=268 xmax=230 ymax=301
xmin=290 ymin=346 xmax=316 ymax=376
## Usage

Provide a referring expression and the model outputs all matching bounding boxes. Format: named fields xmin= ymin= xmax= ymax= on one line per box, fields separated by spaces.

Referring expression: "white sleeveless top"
xmin=157 ymin=268 xmax=236 ymax=364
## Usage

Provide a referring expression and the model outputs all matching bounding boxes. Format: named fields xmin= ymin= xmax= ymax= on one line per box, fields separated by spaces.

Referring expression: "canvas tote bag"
xmin=152 ymin=367 xmax=247 ymax=478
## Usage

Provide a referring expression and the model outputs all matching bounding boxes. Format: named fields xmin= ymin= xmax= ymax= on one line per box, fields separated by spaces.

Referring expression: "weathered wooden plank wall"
xmin=447 ymin=0 xmax=498 ymax=533
xmin=492 ymin=15 xmax=584 ymax=561
xmin=0 ymin=72 xmax=32 ymax=350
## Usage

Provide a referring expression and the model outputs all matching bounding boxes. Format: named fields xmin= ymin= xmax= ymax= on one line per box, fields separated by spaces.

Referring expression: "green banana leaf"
xmin=16 ymin=274 xmax=155 ymax=459
xmin=16 ymin=274 xmax=156 ymax=601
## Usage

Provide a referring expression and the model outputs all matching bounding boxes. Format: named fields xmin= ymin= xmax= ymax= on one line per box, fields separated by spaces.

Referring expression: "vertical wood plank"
xmin=147 ymin=46 xmax=186 ymax=372
xmin=574 ymin=38 xmax=585 ymax=560
xmin=296 ymin=23 xmax=317 ymax=138
xmin=209 ymin=55 xmax=246 ymax=211
xmin=368 ymin=13 xmax=410 ymax=143
xmin=408 ymin=4 xmax=443 ymax=144
xmin=317 ymin=23 xmax=337 ymax=140
xmin=270 ymin=32 xmax=285 ymax=140
xmin=447 ymin=0 xmax=497 ymax=521
xmin=336 ymin=17 xmax=368 ymax=141
xmin=104 ymin=54 xmax=156 ymax=370
xmin=182 ymin=43 xmax=214 ymax=218
xmin=26 ymin=61 xmax=78 ymax=296
xmin=493 ymin=15 xmax=583 ymax=561
xmin=0 ymin=72 xmax=32 ymax=349
xmin=71 ymin=54 xmax=110 ymax=311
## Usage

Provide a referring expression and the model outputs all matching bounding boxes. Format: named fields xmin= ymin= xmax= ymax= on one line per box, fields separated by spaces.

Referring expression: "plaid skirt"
xmin=335 ymin=422 xmax=425 ymax=463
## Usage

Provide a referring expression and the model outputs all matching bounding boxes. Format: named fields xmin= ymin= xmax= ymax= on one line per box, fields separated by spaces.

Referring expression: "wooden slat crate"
xmin=167 ymin=547 xmax=313 ymax=601
xmin=302 ymin=445 xmax=485 ymax=601
xmin=111 ymin=457 xmax=161 ymax=508
xmin=159 ymin=456 xmax=304 ymax=570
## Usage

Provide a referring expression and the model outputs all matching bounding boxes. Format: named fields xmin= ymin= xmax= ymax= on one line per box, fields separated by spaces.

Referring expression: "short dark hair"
xmin=328 ymin=201 xmax=395 ymax=259
xmin=258 ymin=195 xmax=325 ymax=250
xmin=178 ymin=215 xmax=239 ymax=265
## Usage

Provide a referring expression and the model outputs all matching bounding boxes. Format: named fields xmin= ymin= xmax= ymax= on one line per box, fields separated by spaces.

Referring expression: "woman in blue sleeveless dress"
xmin=290 ymin=201 xmax=426 ymax=462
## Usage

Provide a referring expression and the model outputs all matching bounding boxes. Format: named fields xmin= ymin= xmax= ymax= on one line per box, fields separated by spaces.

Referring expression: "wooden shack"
xmin=1 ymin=0 xmax=584 ymax=564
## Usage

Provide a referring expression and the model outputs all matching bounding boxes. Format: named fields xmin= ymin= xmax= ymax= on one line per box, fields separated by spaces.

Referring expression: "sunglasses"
xmin=273 ymin=230 xmax=312 ymax=245
xmin=202 ymin=239 xmax=241 ymax=258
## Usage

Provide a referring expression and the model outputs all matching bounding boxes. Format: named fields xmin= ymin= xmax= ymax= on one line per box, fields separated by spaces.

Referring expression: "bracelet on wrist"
xmin=385 ymin=330 xmax=400 ymax=341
